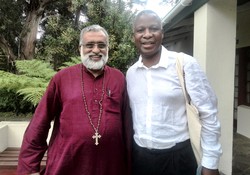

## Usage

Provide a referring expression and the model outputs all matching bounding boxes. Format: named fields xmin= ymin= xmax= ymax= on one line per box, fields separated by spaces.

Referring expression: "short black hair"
xmin=133 ymin=10 xmax=162 ymax=32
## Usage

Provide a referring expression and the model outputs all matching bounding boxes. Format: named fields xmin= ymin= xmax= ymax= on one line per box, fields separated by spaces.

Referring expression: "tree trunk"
xmin=0 ymin=35 xmax=17 ymax=71
xmin=19 ymin=12 xmax=42 ymax=60
xmin=19 ymin=0 xmax=58 ymax=60
xmin=0 ymin=35 xmax=17 ymax=61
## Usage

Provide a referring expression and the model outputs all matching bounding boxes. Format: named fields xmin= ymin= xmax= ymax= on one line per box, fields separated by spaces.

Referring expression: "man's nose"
xmin=143 ymin=28 xmax=153 ymax=38
xmin=92 ymin=44 xmax=101 ymax=52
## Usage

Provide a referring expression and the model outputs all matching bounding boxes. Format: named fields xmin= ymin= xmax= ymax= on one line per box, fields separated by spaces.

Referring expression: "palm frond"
xmin=17 ymin=87 xmax=45 ymax=106
xmin=15 ymin=60 xmax=56 ymax=80
xmin=0 ymin=70 xmax=48 ymax=90
xmin=0 ymin=59 xmax=55 ymax=110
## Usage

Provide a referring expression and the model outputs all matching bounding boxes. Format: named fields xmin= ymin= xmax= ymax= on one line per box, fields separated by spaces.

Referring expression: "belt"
xmin=133 ymin=139 xmax=190 ymax=154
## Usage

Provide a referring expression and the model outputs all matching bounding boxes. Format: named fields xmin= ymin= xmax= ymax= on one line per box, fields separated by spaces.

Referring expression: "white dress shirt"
xmin=126 ymin=46 xmax=222 ymax=169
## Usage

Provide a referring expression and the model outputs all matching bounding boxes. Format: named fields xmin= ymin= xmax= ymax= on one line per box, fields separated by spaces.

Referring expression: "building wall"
xmin=164 ymin=32 xmax=194 ymax=56
xmin=194 ymin=1 xmax=236 ymax=174
xmin=235 ymin=2 xmax=250 ymax=139
xmin=0 ymin=121 xmax=53 ymax=152
xmin=237 ymin=105 xmax=250 ymax=138
xmin=236 ymin=2 xmax=250 ymax=49
xmin=163 ymin=1 xmax=240 ymax=174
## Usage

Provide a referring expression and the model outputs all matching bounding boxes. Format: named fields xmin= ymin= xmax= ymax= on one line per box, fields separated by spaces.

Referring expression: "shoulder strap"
xmin=176 ymin=53 xmax=189 ymax=103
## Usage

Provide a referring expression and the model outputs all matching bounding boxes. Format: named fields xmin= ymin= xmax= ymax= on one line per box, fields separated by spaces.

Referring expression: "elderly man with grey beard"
xmin=17 ymin=24 xmax=132 ymax=175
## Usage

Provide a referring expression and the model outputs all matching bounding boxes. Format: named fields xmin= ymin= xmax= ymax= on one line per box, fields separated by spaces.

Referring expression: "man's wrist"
xmin=201 ymin=167 xmax=220 ymax=175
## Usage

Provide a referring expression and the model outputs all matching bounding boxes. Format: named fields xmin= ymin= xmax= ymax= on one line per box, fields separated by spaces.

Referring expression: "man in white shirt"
xmin=126 ymin=10 xmax=222 ymax=175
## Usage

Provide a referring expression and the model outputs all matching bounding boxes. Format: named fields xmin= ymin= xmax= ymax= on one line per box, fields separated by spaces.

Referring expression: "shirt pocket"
xmin=104 ymin=94 xmax=121 ymax=114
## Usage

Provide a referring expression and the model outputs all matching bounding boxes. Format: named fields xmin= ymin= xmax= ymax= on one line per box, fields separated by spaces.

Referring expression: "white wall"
xmin=6 ymin=122 xmax=29 ymax=148
xmin=0 ymin=125 xmax=8 ymax=152
xmin=237 ymin=105 xmax=250 ymax=138
xmin=0 ymin=122 xmax=29 ymax=151
xmin=194 ymin=0 xmax=236 ymax=174
xmin=0 ymin=121 xmax=53 ymax=152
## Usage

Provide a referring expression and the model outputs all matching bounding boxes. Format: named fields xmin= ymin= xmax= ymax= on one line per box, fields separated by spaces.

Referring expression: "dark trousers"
xmin=132 ymin=139 xmax=197 ymax=175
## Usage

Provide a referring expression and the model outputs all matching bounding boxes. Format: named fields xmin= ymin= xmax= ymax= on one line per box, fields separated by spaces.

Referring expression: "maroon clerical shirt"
xmin=17 ymin=64 xmax=132 ymax=175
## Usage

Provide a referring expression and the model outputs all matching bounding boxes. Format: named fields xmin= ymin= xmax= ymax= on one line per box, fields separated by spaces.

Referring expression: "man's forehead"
xmin=83 ymin=31 xmax=107 ymax=42
xmin=134 ymin=14 xmax=161 ymax=26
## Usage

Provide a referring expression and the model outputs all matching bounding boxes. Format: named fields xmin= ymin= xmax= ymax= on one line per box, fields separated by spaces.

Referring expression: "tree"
xmin=0 ymin=0 xmax=137 ymax=72
xmin=0 ymin=0 xmax=23 ymax=70
xmin=0 ymin=0 xmax=79 ymax=70
xmin=37 ymin=0 xmax=137 ymax=71
xmin=36 ymin=0 xmax=84 ymax=69
xmin=84 ymin=0 xmax=137 ymax=72
xmin=0 ymin=0 xmax=138 ymax=114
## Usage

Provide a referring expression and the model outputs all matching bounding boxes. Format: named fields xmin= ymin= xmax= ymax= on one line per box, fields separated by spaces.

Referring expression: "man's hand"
xmin=201 ymin=167 xmax=220 ymax=175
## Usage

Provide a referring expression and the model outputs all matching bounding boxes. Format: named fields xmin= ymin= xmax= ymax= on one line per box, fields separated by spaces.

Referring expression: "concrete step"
xmin=0 ymin=148 xmax=46 ymax=168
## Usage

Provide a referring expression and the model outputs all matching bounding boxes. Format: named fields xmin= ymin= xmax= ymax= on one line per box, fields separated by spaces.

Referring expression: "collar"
xmin=136 ymin=46 xmax=169 ymax=69
xmin=81 ymin=64 xmax=106 ymax=78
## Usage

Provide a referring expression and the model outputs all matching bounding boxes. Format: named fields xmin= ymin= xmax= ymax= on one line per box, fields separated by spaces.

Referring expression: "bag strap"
xmin=176 ymin=53 xmax=190 ymax=104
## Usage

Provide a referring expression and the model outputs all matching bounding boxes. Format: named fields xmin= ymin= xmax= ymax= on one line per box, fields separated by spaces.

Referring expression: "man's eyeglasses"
xmin=81 ymin=42 xmax=107 ymax=49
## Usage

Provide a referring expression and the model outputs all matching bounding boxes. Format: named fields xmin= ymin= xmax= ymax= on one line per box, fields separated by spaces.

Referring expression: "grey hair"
xmin=132 ymin=10 xmax=162 ymax=32
xmin=79 ymin=24 xmax=109 ymax=46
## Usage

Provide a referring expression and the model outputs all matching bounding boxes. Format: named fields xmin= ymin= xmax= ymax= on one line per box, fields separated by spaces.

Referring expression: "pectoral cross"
xmin=92 ymin=132 xmax=101 ymax=145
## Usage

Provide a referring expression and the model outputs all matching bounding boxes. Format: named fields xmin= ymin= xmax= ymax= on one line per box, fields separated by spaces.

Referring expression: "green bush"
xmin=0 ymin=88 xmax=34 ymax=114
xmin=0 ymin=59 xmax=56 ymax=113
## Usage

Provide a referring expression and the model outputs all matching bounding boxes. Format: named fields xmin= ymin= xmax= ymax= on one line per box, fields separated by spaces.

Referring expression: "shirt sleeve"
xmin=183 ymin=54 xmax=223 ymax=169
xmin=17 ymin=77 xmax=61 ymax=174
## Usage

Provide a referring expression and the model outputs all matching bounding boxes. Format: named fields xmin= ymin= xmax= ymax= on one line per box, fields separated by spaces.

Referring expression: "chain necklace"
xmin=81 ymin=65 xmax=105 ymax=145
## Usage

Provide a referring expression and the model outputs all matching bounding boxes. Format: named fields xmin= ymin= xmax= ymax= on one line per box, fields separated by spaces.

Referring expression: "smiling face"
xmin=80 ymin=31 xmax=109 ymax=71
xmin=133 ymin=12 xmax=163 ymax=60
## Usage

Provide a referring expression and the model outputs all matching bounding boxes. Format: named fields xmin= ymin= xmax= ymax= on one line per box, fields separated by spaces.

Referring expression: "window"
xmin=238 ymin=46 xmax=250 ymax=106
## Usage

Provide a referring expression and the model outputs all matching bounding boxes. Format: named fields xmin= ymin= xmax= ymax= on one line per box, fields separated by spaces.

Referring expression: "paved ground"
xmin=232 ymin=132 xmax=250 ymax=175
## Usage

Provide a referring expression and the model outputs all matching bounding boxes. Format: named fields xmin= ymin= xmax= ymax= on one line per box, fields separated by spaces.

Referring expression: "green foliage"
xmin=0 ymin=49 xmax=8 ymax=71
xmin=59 ymin=56 xmax=81 ymax=69
xmin=0 ymin=0 xmax=24 ymax=54
xmin=0 ymin=88 xmax=33 ymax=114
xmin=17 ymin=87 xmax=46 ymax=106
xmin=36 ymin=16 xmax=80 ymax=70
xmin=85 ymin=0 xmax=137 ymax=73
xmin=0 ymin=60 xmax=56 ymax=112
xmin=0 ymin=0 xmax=139 ymax=116
xmin=1 ymin=0 xmax=138 ymax=72
xmin=35 ymin=0 xmax=137 ymax=73
xmin=15 ymin=59 xmax=55 ymax=80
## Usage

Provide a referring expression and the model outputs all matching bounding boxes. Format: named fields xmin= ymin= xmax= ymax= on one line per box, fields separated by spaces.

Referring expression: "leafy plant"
xmin=0 ymin=0 xmax=138 ymax=116
xmin=0 ymin=60 xmax=56 ymax=112
xmin=59 ymin=56 xmax=81 ymax=69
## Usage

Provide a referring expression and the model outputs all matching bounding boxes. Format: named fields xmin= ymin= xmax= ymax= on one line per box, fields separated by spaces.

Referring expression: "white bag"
xmin=176 ymin=53 xmax=202 ymax=165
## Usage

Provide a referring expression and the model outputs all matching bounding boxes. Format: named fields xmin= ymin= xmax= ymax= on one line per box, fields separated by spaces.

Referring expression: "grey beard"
xmin=81 ymin=54 xmax=108 ymax=70
xmin=83 ymin=57 xmax=105 ymax=70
